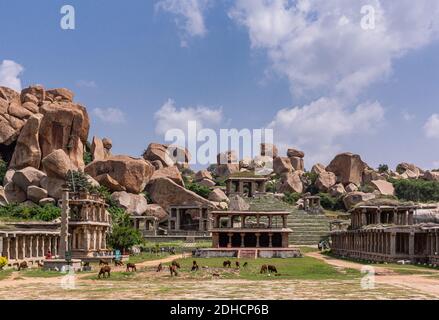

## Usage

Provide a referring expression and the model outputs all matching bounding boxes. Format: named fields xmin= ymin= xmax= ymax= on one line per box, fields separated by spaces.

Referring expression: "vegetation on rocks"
xmin=282 ymin=192 xmax=302 ymax=205
xmin=66 ymin=170 xmax=91 ymax=192
xmin=186 ymin=182 xmax=211 ymax=199
xmin=378 ymin=164 xmax=389 ymax=173
xmin=318 ymin=193 xmax=345 ymax=211
xmin=0 ymin=203 xmax=61 ymax=221
xmin=391 ymin=178 xmax=439 ymax=203
xmin=0 ymin=157 xmax=7 ymax=186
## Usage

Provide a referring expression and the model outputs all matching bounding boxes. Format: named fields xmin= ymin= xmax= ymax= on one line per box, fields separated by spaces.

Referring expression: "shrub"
xmin=0 ymin=158 xmax=7 ymax=186
xmin=0 ymin=256 xmax=7 ymax=270
xmin=186 ymin=182 xmax=211 ymax=199
xmin=66 ymin=170 xmax=92 ymax=192
xmin=108 ymin=225 xmax=143 ymax=252
xmin=283 ymin=192 xmax=302 ymax=205
xmin=318 ymin=193 xmax=345 ymax=211
xmin=0 ymin=203 xmax=61 ymax=221
xmin=378 ymin=164 xmax=389 ymax=173
xmin=391 ymin=178 xmax=439 ymax=203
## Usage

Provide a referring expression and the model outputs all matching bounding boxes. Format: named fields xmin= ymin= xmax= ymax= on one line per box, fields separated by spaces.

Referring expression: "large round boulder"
xmin=326 ymin=153 xmax=368 ymax=186
xmin=111 ymin=191 xmax=148 ymax=216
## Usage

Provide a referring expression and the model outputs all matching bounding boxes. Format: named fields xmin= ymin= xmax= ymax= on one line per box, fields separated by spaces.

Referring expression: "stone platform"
xmin=195 ymin=248 xmax=302 ymax=259
xmin=43 ymin=259 xmax=82 ymax=272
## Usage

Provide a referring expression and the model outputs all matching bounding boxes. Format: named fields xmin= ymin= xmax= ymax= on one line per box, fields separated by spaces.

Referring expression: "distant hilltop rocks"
xmin=1 ymin=84 xmax=438 ymax=218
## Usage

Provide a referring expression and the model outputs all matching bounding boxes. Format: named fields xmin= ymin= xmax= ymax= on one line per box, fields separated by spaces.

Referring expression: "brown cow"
xmin=99 ymin=259 xmax=109 ymax=266
xmin=235 ymin=261 xmax=240 ymax=268
xmin=126 ymin=263 xmax=137 ymax=272
xmin=171 ymin=261 xmax=181 ymax=269
xmin=169 ymin=265 xmax=179 ymax=277
xmin=98 ymin=266 xmax=111 ymax=278
xmin=260 ymin=264 xmax=268 ymax=274
xmin=17 ymin=261 xmax=29 ymax=271
xmin=156 ymin=263 xmax=164 ymax=272
xmin=191 ymin=261 xmax=199 ymax=272
xmin=223 ymin=260 xmax=232 ymax=268
xmin=268 ymin=265 xmax=278 ymax=273
xmin=114 ymin=260 xmax=124 ymax=267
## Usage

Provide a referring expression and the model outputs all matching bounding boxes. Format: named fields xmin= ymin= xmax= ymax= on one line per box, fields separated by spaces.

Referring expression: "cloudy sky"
xmin=1 ymin=0 xmax=439 ymax=170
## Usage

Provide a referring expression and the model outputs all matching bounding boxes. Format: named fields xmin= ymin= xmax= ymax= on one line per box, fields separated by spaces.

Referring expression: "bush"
xmin=186 ymin=182 xmax=211 ymax=199
xmin=0 ymin=158 xmax=7 ymax=186
xmin=66 ymin=170 xmax=92 ymax=192
xmin=391 ymin=178 xmax=439 ymax=202
xmin=318 ymin=193 xmax=345 ymax=211
xmin=0 ymin=203 xmax=61 ymax=221
xmin=378 ymin=164 xmax=389 ymax=173
xmin=0 ymin=256 xmax=7 ymax=270
xmin=83 ymin=141 xmax=93 ymax=165
xmin=283 ymin=192 xmax=302 ymax=205
xmin=108 ymin=225 xmax=143 ymax=252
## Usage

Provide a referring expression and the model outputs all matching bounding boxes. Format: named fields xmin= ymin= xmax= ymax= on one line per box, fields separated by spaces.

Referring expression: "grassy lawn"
xmin=128 ymin=252 xmax=171 ymax=264
xmin=0 ymin=269 xmax=13 ymax=281
xmin=297 ymin=246 xmax=319 ymax=254
xmin=21 ymin=269 xmax=63 ymax=278
xmin=175 ymin=256 xmax=360 ymax=281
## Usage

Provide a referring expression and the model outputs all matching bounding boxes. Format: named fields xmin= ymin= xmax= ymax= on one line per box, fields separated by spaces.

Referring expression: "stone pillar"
xmin=14 ymin=237 xmax=19 ymax=261
xmin=376 ymin=210 xmax=381 ymax=225
xmin=226 ymin=180 xmax=232 ymax=195
xmin=238 ymin=181 xmax=244 ymax=195
xmin=436 ymin=233 xmax=439 ymax=255
xmin=390 ymin=233 xmax=396 ymax=256
xmin=409 ymin=232 xmax=415 ymax=256
xmin=20 ymin=236 xmax=26 ymax=260
xmin=86 ymin=229 xmax=91 ymax=251
xmin=408 ymin=211 xmax=414 ymax=225
xmin=175 ymin=208 xmax=181 ymax=231
xmin=59 ymin=189 xmax=70 ymax=259
xmin=268 ymin=216 xmax=272 ymax=228
xmin=256 ymin=233 xmax=260 ymax=248
xmin=241 ymin=215 xmax=245 ymax=228
xmin=5 ymin=237 xmax=11 ymax=260
xmin=268 ymin=233 xmax=273 ymax=248
xmin=240 ymin=233 xmax=245 ymax=248
xmin=0 ymin=236 xmax=3 ymax=258
xmin=93 ymin=228 xmax=97 ymax=250
xmin=282 ymin=215 xmax=287 ymax=228
xmin=199 ymin=209 xmax=204 ymax=232
xmin=26 ymin=236 xmax=32 ymax=258
xmin=227 ymin=233 xmax=233 ymax=248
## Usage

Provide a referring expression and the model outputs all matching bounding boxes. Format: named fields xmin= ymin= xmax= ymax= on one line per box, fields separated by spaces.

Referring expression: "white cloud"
xmin=154 ymin=98 xmax=223 ymax=136
xmin=402 ymin=110 xmax=415 ymax=121
xmin=156 ymin=0 xmax=211 ymax=46
xmin=424 ymin=114 xmax=439 ymax=139
xmin=93 ymin=108 xmax=126 ymax=124
xmin=268 ymin=98 xmax=385 ymax=164
xmin=76 ymin=80 xmax=97 ymax=88
xmin=229 ymin=0 xmax=439 ymax=97
xmin=0 ymin=60 xmax=24 ymax=91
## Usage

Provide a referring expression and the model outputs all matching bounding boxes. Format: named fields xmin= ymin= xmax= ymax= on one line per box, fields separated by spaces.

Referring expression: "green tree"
xmin=283 ymin=192 xmax=302 ymax=205
xmin=186 ymin=182 xmax=211 ymax=199
xmin=108 ymin=225 xmax=143 ymax=253
xmin=391 ymin=179 xmax=439 ymax=203
xmin=378 ymin=164 xmax=389 ymax=173
xmin=66 ymin=170 xmax=92 ymax=192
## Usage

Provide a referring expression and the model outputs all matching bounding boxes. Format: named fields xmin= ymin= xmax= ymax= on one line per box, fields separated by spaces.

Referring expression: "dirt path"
xmin=306 ymin=251 xmax=439 ymax=297
xmin=136 ymin=253 xmax=187 ymax=268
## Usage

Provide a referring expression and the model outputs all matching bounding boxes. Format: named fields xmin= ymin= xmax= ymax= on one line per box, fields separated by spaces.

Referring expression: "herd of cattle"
xmin=97 ymin=259 xmax=280 ymax=279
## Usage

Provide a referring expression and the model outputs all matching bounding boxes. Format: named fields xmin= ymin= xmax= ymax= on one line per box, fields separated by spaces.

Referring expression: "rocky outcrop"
xmin=287 ymin=148 xmax=305 ymax=159
xmin=311 ymin=163 xmax=326 ymax=175
xmin=27 ymin=186 xmax=48 ymax=203
xmin=345 ymin=183 xmax=359 ymax=193
xmin=343 ymin=192 xmax=376 ymax=210
xmin=326 ymin=153 xmax=368 ymax=186
xmin=424 ymin=171 xmax=439 ymax=182
xmin=277 ymin=172 xmax=303 ymax=194
xmin=38 ymin=101 xmax=89 ymax=170
xmin=273 ymin=157 xmax=293 ymax=175
xmin=146 ymin=177 xmax=215 ymax=212
xmin=150 ymin=166 xmax=184 ymax=186
xmin=85 ymin=156 xmax=154 ymax=194
xmin=41 ymin=149 xmax=74 ymax=179
xmin=194 ymin=170 xmax=213 ymax=182
xmin=40 ymin=176 xmax=65 ymax=200
xmin=217 ymin=151 xmax=237 ymax=165
xmin=260 ymin=143 xmax=278 ymax=158
xmin=363 ymin=168 xmax=386 ymax=184
xmin=95 ymin=174 xmax=126 ymax=192
xmin=229 ymin=195 xmax=250 ymax=211
xmin=216 ymin=163 xmax=239 ymax=177
xmin=289 ymin=157 xmax=304 ymax=171
xmin=0 ymin=186 xmax=8 ymax=206
xmin=371 ymin=180 xmax=395 ymax=196
xmin=91 ymin=136 xmax=106 ymax=161
xmin=198 ymin=178 xmax=216 ymax=188
xmin=315 ymin=172 xmax=337 ymax=192
xmin=111 ymin=191 xmax=148 ymax=216
xmin=9 ymin=114 xmax=43 ymax=169
xmin=144 ymin=204 xmax=168 ymax=220
xmin=4 ymin=182 xmax=27 ymax=204
xmin=329 ymin=183 xmax=346 ymax=198
xmin=143 ymin=143 xmax=190 ymax=168
xmin=208 ymin=189 xmax=229 ymax=203
xmin=396 ymin=163 xmax=423 ymax=178
xmin=12 ymin=167 xmax=46 ymax=191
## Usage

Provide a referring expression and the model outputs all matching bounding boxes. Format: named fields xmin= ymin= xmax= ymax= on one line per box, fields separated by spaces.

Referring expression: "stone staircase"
xmin=247 ymin=195 xmax=331 ymax=246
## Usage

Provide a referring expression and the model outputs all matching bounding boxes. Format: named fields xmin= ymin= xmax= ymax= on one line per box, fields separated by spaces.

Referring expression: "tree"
xmin=66 ymin=170 xmax=92 ymax=192
xmin=391 ymin=179 xmax=439 ymax=203
xmin=378 ymin=164 xmax=389 ymax=173
xmin=186 ymin=182 xmax=211 ymax=199
xmin=108 ymin=225 xmax=143 ymax=253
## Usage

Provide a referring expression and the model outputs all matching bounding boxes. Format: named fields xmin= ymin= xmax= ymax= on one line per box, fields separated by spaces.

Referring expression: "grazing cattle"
xmin=243 ymin=262 xmax=248 ymax=268
xmin=98 ymin=266 xmax=111 ymax=278
xmin=114 ymin=260 xmax=124 ymax=267
xmin=169 ymin=265 xmax=179 ymax=277
xmin=260 ymin=265 xmax=268 ymax=274
xmin=223 ymin=260 xmax=232 ymax=268
xmin=191 ymin=261 xmax=199 ymax=272
xmin=126 ymin=263 xmax=137 ymax=272
xmin=235 ymin=261 xmax=240 ymax=268
xmin=99 ymin=259 xmax=109 ymax=266
xmin=212 ymin=273 xmax=220 ymax=278
xmin=156 ymin=263 xmax=163 ymax=272
xmin=17 ymin=261 xmax=28 ymax=271
xmin=171 ymin=261 xmax=181 ymax=269
xmin=268 ymin=265 xmax=278 ymax=274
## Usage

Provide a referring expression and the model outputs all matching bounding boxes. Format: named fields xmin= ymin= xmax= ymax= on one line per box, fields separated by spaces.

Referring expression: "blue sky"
xmin=1 ymin=0 xmax=439 ymax=170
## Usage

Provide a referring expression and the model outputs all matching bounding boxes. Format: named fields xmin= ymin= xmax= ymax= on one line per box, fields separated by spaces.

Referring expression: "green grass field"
xmin=0 ymin=269 xmax=13 ymax=281
xmin=175 ymin=256 xmax=360 ymax=281
xmin=128 ymin=252 xmax=171 ymax=264
xmin=20 ymin=269 xmax=63 ymax=278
